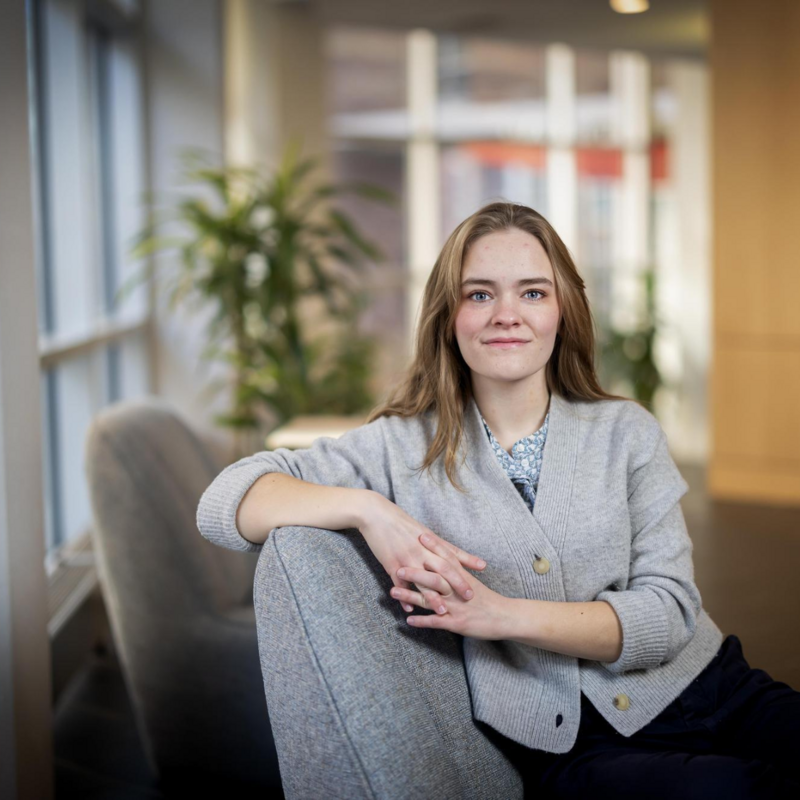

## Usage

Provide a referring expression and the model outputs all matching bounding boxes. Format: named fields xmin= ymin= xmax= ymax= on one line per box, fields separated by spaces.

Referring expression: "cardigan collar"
xmin=462 ymin=391 xmax=581 ymax=559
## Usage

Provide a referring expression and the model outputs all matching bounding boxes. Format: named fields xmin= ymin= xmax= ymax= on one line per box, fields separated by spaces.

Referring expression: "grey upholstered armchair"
xmin=84 ymin=397 xmax=282 ymax=794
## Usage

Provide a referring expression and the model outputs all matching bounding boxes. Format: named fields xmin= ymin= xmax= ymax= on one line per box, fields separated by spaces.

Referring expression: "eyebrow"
xmin=461 ymin=277 xmax=554 ymax=288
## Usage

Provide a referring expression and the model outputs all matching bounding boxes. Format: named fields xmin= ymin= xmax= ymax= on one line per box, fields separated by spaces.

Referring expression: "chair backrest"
xmin=85 ymin=396 xmax=256 ymax=621
xmin=85 ymin=397 xmax=281 ymax=788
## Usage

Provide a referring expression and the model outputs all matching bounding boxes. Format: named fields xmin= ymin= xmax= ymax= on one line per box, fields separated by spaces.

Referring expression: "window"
xmin=325 ymin=26 xmax=709 ymax=453
xmin=30 ymin=0 xmax=150 ymax=567
xmin=324 ymin=26 xmax=408 ymax=392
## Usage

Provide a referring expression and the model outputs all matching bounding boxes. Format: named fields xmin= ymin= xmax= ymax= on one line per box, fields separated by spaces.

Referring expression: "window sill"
xmin=47 ymin=530 xmax=98 ymax=639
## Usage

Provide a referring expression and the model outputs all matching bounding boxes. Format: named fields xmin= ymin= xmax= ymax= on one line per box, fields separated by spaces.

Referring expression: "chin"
xmin=477 ymin=366 xmax=543 ymax=382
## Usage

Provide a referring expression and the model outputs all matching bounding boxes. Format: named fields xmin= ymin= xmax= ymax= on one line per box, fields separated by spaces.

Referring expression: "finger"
xmin=393 ymin=576 xmax=415 ymax=593
xmin=390 ymin=586 xmax=425 ymax=610
xmin=392 ymin=578 xmax=415 ymax=612
xmin=390 ymin=586 xmax=446 ymax=616
xmin=415 ymin=550 xmax=474 ymax=601
xmin=420 ymin=588 xmax=447 ymax=615
xmin=421 ymin=532 xmax=486 ymax=572
xmin=407 ymin=612 xmax=448 ymax=628
xmin=437 ymin=563 xmax=474 ymax=602
xmin=396 ymin=566 xmax=451 ymax=597
xmin=418 ymin=532 xmax=459 ymax=566
xmin=421 ymin=531 xmax=486 ymax=570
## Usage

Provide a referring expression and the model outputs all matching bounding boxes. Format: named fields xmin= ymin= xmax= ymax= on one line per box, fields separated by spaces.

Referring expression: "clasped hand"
xmin=392 ymin=533 xmax=511 ymax=640
xmin=358 ymin=492 xmax=511 ymax=641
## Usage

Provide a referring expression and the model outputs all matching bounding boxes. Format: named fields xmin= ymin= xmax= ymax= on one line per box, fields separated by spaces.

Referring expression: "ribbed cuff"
xmin=595 ymin=589 xmax=669 ymax=673
xmin=196 ymin=461 xmax=279 ymax=553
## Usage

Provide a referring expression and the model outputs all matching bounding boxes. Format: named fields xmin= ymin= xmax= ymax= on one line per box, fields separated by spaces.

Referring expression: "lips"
xmin=484 ymin=339 xmax=530 ymax=348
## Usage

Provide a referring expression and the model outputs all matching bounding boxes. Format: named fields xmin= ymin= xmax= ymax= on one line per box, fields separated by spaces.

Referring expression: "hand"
xmin=357 ymin=491 xmax=487 ymax=613
xmin=389 ymin=533 xmax=512 ymax=641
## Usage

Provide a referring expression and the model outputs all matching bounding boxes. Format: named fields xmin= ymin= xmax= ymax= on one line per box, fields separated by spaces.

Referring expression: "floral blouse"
xmin=479 ymin=409 xmax=550 ymax=512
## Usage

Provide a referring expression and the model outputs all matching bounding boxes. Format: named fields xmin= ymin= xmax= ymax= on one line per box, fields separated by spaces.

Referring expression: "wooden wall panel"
xmin=709 ymin=0 xmax=800 ymax=505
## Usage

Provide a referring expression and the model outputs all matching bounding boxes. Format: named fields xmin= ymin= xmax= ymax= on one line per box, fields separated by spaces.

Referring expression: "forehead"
xmin=462 ymin=229 xmax=552 ymax=278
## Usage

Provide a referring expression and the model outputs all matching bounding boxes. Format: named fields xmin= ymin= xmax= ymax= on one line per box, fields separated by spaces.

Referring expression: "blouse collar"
xmin=478 ymin=408 xmax=550 ymax=462
xmin=459 ymin=390 xmax=581 ymax=558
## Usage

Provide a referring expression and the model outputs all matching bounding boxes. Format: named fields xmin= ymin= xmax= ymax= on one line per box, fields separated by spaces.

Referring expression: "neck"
xmin=472 ymin=374 xmax=551 ymax=451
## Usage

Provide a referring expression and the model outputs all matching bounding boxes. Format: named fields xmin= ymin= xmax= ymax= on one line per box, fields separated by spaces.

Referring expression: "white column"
xmin=223 ymin=0 xmax=329 ymax=179
xmin=609 ymin=51 xmax=651 ymax=332
xmin=406 ymin=29 xmax=440 ymax=357
xmin=545 ymin=44 xmax=578 ymax=256
xmin=0 ymin=1 xmax=54 ymax=797
xmin=666 ymin=60 xmax=711 ymax=461
xmin=610 ymin=50 xmax=651 ymax=148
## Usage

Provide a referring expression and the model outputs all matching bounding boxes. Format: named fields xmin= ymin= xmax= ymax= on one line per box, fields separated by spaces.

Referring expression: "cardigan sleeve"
xmin=196 ymin=416 xmax=392 ymax=553
xmin=595 ymin=427 xmax=701 ymax=674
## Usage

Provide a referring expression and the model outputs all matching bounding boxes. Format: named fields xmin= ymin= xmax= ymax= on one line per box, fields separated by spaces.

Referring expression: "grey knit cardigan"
xmin=196 ymin=390 xmax=725 ymax=754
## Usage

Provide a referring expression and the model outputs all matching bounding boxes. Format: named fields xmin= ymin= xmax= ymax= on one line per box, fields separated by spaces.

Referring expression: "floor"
xmin=680 ymin=463 xmax=800 ymax=691
xmin=53 ymin=462 xmax=800 ymax=798
xmin=53 ymin=644 xmax=164 ymax=800
xmin=53 ymin=637 xmax=285 ymax=800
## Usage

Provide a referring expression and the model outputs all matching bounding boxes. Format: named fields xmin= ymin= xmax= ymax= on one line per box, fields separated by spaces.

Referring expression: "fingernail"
xmin=391 ymin=589 xmax=400 ymax=597
xmin=421 ymin=534 xmax=431 ymax=543
xmin=397 ymin=568 xmax=405 ymax=577
xmin=437 ymin=605 xmax=446 ymax=615
xmin=465 ymin=589 xmax=474 ymax=599
xmin=404 ymin=604 xmax=413 ymax=612
xmin=477 ymin=560 xmax=486 ymax=569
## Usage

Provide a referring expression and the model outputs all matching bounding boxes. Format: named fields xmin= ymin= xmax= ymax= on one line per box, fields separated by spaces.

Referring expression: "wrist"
xmin=351 ymin=488 xmax=385 ymax=534
xmin=502 ymin=597 xmax=542 ymax=646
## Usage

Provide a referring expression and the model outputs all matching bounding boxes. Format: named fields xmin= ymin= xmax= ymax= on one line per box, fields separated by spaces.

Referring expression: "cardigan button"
xmin=533 ymin=557 xmax=550 ymax=574
xmin=613 ymin=693 xmax=630 ymax=711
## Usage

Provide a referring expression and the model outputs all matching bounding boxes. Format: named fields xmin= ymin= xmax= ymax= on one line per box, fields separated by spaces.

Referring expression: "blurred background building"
xmin=2 ymin=1 xmax=799 ymax=798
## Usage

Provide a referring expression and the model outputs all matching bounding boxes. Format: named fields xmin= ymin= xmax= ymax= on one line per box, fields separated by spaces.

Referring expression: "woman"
xmin=197 ymin=202 xmax=800 ymax=798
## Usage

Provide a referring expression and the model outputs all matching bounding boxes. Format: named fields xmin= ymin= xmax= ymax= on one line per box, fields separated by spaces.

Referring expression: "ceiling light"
xmin=610 ymin=0 xmax=650 ymax=13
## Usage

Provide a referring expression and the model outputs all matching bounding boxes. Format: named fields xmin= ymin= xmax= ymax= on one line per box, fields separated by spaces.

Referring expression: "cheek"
xmin=454 ymin=307 xmax=482 ymax=337
xmin=535 ymin=306 xmax=561 ymax=337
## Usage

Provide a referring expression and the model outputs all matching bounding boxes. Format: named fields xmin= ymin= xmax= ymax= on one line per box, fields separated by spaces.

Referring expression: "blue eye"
xmin=467 ymin=290 xmax=545 ymax=302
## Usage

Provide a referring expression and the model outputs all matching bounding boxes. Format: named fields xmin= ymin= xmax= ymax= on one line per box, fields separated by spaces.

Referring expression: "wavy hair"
xmin=365 ymin=201 xmax=627 ymax=492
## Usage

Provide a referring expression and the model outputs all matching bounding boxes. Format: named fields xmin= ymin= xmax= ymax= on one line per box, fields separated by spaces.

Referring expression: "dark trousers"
xmin=487 ymin=635 xmax=800 ymax=799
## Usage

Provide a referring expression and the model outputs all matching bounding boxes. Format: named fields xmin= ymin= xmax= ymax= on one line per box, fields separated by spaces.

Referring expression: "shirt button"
xmin=533 ymin=557 xmax=550 ymax=574
xmin=613 ymin=693 xmax=630 ymax=711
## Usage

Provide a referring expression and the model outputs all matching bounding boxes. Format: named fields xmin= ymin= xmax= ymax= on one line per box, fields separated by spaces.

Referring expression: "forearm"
xmin=235 ymin=472 xmax=376 ymax=544
xmin=504 ymin=598 xmax=623 ymax=663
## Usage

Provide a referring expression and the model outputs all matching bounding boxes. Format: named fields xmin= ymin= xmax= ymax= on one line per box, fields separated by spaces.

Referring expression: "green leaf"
xmin=114 ymin=261 xmax=155 ymax=305
xmin=129 ymin=234 xmax=186 ymax=260
xmin=327 ymin=209 xmax=384 ymax=262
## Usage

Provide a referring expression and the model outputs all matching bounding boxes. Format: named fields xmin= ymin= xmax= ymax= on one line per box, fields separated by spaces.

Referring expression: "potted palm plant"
xmin=120 ymin=141 xmax=397 ymax=458
xmin=596 ymin=267 xmax=671 ymax=412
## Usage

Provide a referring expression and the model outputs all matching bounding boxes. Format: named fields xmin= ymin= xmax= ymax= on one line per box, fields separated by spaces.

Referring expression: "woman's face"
xmin=454 ymin=227 xmax=561 ymax=391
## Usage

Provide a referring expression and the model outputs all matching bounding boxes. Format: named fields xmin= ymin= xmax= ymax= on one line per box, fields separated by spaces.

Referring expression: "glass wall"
xmin=324 ymin=26 xmax=409 ymax=393
xmin=31 ymin=0 xmax=151 ymax=564
xmin=324 ymin=27 xmax=708 ymax=451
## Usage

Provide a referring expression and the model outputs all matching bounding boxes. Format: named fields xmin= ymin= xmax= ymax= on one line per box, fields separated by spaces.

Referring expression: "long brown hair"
xmin=365 ymin=201 xmax=627 ymax=492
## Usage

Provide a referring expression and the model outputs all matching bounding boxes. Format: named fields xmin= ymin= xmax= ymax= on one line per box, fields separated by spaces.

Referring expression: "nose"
xmin=491 ymin=296 xmax=523 ymax=326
